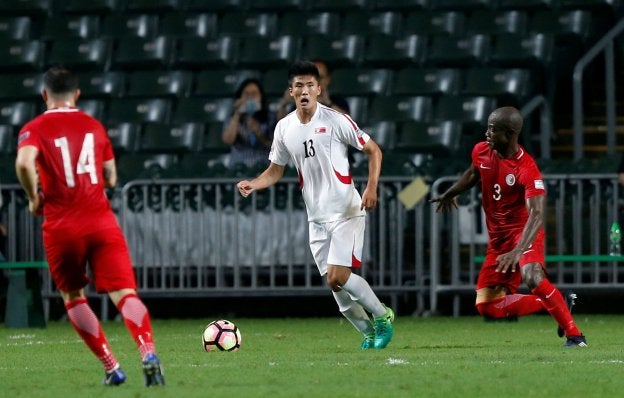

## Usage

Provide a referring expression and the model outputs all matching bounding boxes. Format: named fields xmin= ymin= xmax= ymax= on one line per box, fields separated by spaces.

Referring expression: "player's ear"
xmin=41 ymin=89 xmax=48 ymax=103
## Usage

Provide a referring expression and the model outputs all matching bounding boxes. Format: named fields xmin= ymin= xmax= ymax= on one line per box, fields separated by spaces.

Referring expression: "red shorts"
xmin=476 ymin=229 xmax=545 ymax=293
xmin=43 ymin=226 xmax=137 ymax=293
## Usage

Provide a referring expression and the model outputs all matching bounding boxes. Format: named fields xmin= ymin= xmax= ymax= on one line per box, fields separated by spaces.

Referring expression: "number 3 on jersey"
xmin=54 ymin=133 xmax=98 ymax=187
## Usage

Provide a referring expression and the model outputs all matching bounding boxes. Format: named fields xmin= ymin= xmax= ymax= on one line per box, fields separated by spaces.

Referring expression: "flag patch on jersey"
xmin=535 ymin=180 xmax=544 ymax=190
xmin=314 ymin=127 xmax=326 ymax=134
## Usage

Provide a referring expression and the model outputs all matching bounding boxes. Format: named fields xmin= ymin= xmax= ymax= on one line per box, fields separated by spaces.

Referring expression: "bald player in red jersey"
xmin=15 ymin=66 xmax=165 ymax=385
xmin=430 ymin=106 xmax=587 ymax=347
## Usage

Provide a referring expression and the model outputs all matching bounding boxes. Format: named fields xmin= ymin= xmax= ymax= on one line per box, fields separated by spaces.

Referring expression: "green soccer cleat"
xmin=373 ymin=306 xmax=395 ymax=349
xmin=361 ymin=333 xmax=375 ymax=350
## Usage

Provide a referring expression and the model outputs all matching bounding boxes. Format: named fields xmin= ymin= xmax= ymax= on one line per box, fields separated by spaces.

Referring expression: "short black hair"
xmin=287 ymin=61 xmax=319 ymax=84
xmin=43 ymin=66 xmax=79 ymax=95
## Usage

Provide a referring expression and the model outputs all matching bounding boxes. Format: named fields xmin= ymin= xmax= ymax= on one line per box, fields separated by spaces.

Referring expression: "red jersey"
xmin=18 ymin=108 xmax=117 ymax=233
xmin=472 ymin=142 xmax=545 ymax=244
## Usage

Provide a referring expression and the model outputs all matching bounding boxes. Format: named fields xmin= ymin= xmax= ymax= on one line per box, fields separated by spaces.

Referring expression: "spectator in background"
xmin=222 ymin=78 xmax=276 ymax=169
xmin=277 ymin=60 xmax=350 ymax=120
xmin=15 ymin=66 xmax=165 ymax=386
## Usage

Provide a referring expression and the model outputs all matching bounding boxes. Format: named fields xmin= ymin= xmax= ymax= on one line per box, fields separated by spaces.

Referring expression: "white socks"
xmin=332 ymin=289 xmax=374 ymax=335
xmin=340 ymin=273 xmax=387 ymax=318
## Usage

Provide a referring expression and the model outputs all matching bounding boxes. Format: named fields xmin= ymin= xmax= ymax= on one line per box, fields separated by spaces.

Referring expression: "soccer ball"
xmin=202 ymin=319 xmax=242 ymax=352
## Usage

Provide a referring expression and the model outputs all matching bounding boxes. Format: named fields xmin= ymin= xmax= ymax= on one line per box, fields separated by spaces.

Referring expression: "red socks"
xmin=476 ymin=294 xmax=545 ymax=318
xmin=531 ymin=279 xmax=581 ymax=337
xmin=117 ymin=293 xmax=156 ymax=359
xmin=65 ymin=298 xmax=118 ymax=372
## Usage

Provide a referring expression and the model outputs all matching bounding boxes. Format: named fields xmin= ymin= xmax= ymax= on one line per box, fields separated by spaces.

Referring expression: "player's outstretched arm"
xmin=429 ymin=165 xmax=480 ymax=213
xmin=237 ymin=162 xmax=285 ymax=198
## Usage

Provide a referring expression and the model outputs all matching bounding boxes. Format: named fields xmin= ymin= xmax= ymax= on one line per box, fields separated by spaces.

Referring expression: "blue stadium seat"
xmin=41 ymin=15 xmax=100 ymax=41
xmin=304 ymin=35 xmax=364 ymax=67
xmin=462 ymin=68 xmax=534 ymax=106
xmin=0 ymin=40 xmax=44 ymax=72
xmin=343 ymin=11 xmax=403 ymax=37
xmin=238 ymin=35 xmax=301 ymax=70
xmin=101 ymin=14 xmax=159 ymax=38
xmin=466 ymin=10 xmax=528 ymax=35
xmin=330 ymin=68 xmax=392 ymax=97
xmin=529 ymin=10 xmax=594 ymax=45
xmin=107 ymin=122 xmax=139 ymax=154
xmin=0 ymin=101 xmax=36 ymax=126
xmin=363 ymin=34 xmax=426 ymax=68
xmin=426 ymin=34 xmax=490 ymax=67
xmin=78 ymin=99 xmax=107 ymax=121
xmin=219 ymin=12 xmax=277 ymax=38
xmin=368 ymin=96 xmax=433 ymax=124
xmin=489 ymin=33 xmax=554 ymax=70
xmin=404 ymin=11 xmax=465 ymax=36
xmin=361 ymin=120 xmax=397 ymax=150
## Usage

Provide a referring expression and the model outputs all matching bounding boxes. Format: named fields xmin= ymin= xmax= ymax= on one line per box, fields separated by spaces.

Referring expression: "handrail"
xmin=573 ymin=18 xmax=624 ymax=161
xmin=521 ymin=94 xmax=552 ymax=159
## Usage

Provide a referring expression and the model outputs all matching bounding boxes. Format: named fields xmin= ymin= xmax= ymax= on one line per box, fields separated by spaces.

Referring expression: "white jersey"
xmin=269 ymin=103 xmax=370 ymax=223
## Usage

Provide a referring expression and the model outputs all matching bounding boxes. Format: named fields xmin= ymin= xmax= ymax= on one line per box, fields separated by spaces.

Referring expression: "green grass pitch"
xmin=1 ymin=315 xmax=622 ymax=398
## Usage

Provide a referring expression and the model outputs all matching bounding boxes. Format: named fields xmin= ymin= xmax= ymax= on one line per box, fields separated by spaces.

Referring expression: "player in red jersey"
xmin=430 ymin=106 xmax=587 ymax=347
xmin=15 ymin=66 xmax=166 ymax=385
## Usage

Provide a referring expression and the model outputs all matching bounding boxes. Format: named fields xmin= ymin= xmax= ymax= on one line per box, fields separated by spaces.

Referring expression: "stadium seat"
xmin=247 ymin=0 xmax=305 ymax=11
xmin=392 ymin=68 xmax=461 ymax=97
xmin=429 ymin=0 xmax=491 ymax=10
xmin=361 ymin=120 xmax=397 ymax=150
xmin=529 ymin=10 xmax=594 ymax=44
xmin=63 ymin=0 xmax=120 ymax=14
xmin=107 ymin=98 xmax=171 ymax=125
xmin=0 ymin=73 xmax=44 ymax=100
xmin=403 ymin=11 xmax=465 ymax=36
xmin=262 ymin=68 xmax=289 ymax=97
xmin=368 ymin=0 xmax=429 ymax=11
xmin=77 ymin=99 xmax=107 ymax=120
xmin=184 ymin=0 xmax=244 ymax=12
xmin=219 ymin=12 xmax=277 ymax=38
xmin=41 ymin=15 xmax=100 ymax=41
xmin=279 ymin=11 xmax=341 ymax=37
xmin=125 ymin=0 xmax=180 ymax=13
xmin=0 ymin=0 xmax=51 ymax=16
xmin=397 ymin=120 xmax=462 ymax=156
xmin=0 ymin=124 xmax=15 ymax=154
xmin=175 ymin=36 xmax=239 ymax=70
xmin=304 ymin=35 xmax=364 ymax=67
xmin=160 ymin=12 xmax=217 ymax=39
xmin=344 ymin=96 xmax=369 ymax=125
xmin=193 ymin=69 xmax=262 ymax=98
xmin=0 ymin=16 xmax=32 ymax=41
xmin=202 ymin=122 xmax=229 ymax=153
xmin=79 ymin=71 xmax=125 ymax=98
xmin=368 ymin=96 xmax=433 ymax=124
xmin=497 ymin=0 xmax=558 ymax=10
xmin=330 ymin=68 xmax=392 ymax=97
xmin=560 ymin=0 xmax=621 ymax=11
xmin=126 ymin=71 xmax=192 ymax=98
xmin=112 ymin=36 xmax=174 ymax=70
xmin=490 ymin=33 xmax=554 ymax=70
xmin=47 ymin=38 xmax=113 ymax=71
xmin=426 ymin=34 xmax=490 ymax=67
xmin=107 ymin=122 xmax=139 ymax=154
xmin=363 ymin=34 xmax=426 ymax=68
xmin=466 ymin=10 xmax=528 ymax=35
xmin=307 ymin=0 xmax=368 ymax=11
xmin=116 ymin=153 xmax=177 ymax=183
xmin=434 ymin=95 xmax=497 ymax=134
xmin=140 ymin=122 xmax=202 ymax=154
xmin=0 ymin=101 xmax=36 ymax=126
xmin=101 ymin=14 xmax=159 ymax=38
xmin=0 ymin=40 xmax=44 ymax=72
xmin=238 ymin=36 xmax=301 ymax=70
xmin=462 ymin=68 xmax=533 ymax=106
xmin=343 ymin=11 xmax=403 ymax=37
xmin=173 ymin=98 xmax=234 ymax=124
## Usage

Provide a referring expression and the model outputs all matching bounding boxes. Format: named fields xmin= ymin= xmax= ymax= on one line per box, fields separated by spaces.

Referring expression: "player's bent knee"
xmin=476 ymin=301 xmax=504 ymax=318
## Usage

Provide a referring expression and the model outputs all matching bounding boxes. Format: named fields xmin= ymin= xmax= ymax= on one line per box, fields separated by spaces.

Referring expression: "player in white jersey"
xmin=237 ymin=61 xmax=394 ymax=350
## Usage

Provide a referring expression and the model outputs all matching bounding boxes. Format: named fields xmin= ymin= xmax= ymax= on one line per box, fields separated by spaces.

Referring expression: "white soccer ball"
xmin=202 ymin=319 xmax=242 ymax=352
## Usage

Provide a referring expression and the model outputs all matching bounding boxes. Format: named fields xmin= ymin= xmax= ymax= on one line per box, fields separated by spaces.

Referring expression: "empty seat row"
xmin=0 ymin=9 xmax=604 ymax=42
xmin=0 ymin=0 xmax=618 ymax=17
xmin=0 ymin=32 xmax=560 ymax=74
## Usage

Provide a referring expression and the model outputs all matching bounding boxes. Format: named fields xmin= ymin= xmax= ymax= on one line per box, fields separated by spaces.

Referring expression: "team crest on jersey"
xmin=17 ymin=131 xmax=30 ymax=144
xmin=505 ymin=174 xmax=516 ymax=186
xmin=314 ymin=127 xmax=327 ymax=134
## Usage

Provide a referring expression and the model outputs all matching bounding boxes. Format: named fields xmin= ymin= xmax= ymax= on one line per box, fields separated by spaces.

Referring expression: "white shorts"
xmin=309 ymin=216 xmax=365 ymax=276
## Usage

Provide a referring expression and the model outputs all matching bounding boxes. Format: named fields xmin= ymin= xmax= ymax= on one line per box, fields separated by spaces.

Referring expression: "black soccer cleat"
xmin=564 ymin=334 xmax=587 ymax=347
